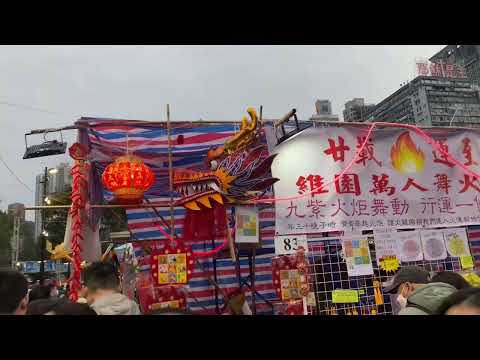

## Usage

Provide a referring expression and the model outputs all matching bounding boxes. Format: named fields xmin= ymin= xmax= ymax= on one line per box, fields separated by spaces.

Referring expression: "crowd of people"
xmin=386 ymin=266 xmax=480 ymax=315
xmin=0 ymin=262 xmax=141 ymax=315
xmin=1 ymin=262 xmax=479 ymax=315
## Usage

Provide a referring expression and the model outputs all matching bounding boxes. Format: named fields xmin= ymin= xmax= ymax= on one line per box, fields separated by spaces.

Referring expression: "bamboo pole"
xmin=167 ymin=104 xmax=175 ymax=241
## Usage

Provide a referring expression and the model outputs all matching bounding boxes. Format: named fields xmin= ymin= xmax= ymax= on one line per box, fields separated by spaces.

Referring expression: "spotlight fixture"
xmin=23 ymin=130 xmax=67 ymax=159
xmin=274 ymin=108 xmax=312 ymax=145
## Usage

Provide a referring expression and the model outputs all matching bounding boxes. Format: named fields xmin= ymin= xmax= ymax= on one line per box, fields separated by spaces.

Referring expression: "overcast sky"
xmin=0 ymin=45 xmax=444 ymax=220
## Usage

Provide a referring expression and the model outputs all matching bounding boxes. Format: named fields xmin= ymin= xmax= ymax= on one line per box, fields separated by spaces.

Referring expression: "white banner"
xmin=271 ymin=126 xmax=480 ymax=235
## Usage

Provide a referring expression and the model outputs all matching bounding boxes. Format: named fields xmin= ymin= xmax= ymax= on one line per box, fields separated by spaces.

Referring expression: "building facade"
xmin=8 ymin=203 xmax=25 ymax=221
xmin=430 ymin=45 xmax=480 ymax=87
xmin=367 ymin=76 xmax=480 ymax=128
xmin=310 ymin=99 xmax=340 ymax=122
xmin=34 ymin=162 xmax=72 ymax=243
xmin=343 ymin=98 xmax=376 ymax=122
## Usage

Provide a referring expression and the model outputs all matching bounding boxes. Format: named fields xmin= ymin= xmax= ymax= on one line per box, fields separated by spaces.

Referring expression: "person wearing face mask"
xmin=384 ymin=266 xmax=457 ymax=315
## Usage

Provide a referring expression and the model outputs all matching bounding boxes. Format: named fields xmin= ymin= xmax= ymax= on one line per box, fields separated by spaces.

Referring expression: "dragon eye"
xmin=210 ymin=160 xmax=218 ymax=171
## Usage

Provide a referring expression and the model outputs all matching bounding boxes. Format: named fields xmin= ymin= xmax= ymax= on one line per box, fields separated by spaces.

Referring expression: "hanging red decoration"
xmin=102 ymin=155 xmax=155 ymax=204
xmin=272 ymin=251 xmax=311 ymax=302
xmin=68 ymin=143 xmax=89 ymax=302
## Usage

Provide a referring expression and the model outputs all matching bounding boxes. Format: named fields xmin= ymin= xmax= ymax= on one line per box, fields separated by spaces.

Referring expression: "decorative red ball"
xmin=102 ymin=155 xmax=155 ymax=203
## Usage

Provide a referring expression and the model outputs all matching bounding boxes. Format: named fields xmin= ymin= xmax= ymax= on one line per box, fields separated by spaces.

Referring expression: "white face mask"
xmin=396 ymin=294 xmax=408 ymax=309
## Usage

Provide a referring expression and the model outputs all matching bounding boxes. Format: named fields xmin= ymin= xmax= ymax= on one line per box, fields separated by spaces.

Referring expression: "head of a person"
xmin=430 ymin=271 xmax=471 ymax=290
xmin=82 ymin=261 xmax=120 ymax=302
xmin=28 ymin=284 xmax=53 ymax=302
xmin=0 ymin=270 xmax=29 ymax=315
xmin=27 ymin=298 xmax=97 ymax=315
xmin=385 ymin=266 xmax=430 ymax=307
xmin=435 ymin=288 xmax=480 ymax=315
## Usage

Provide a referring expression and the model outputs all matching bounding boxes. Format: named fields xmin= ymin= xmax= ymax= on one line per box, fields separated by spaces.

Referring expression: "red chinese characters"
xmin=296 ymin=175 xmax=328 ymax=197
xmin=370 ymin=174 xmax=395 ymax=196
xmin=429 ymin=62 xmax=443 ymax=77
xmin=462 ymin=138 xmax=478 ymax=166
xmin=334 ymin=174 xmax=361 ymax=196
xmin=355 ymin=137 xmax=381 ymax=167
xmin=457 ymin=66 xmax=468 ymax=79
xmin=445 ymin=64 xmax=456 ymax=78
xmin=401 ymin=178 xmax=428 ymax=192
xmin=459 ymin=175 xmax=480 ymax=193
xmin=434 ymin=174 xmax=451 ymax=195
xmin=432 ymin=139 xmax=454 ymax=168
xmin=417 ymin=62 xmax=430 ymax=76
xmin=324 ymin=136 xmax=350 ymax=162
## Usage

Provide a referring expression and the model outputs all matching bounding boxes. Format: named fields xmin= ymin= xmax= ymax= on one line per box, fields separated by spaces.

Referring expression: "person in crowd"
xmin=385 ymin=266 xmax=457 ymax=315
xmin=430 ymin=271 xmax=471 ymax=290
xmin=77 ymin=281 xmax=88 ymax=304
xmin=0 ymin=270 xmax=29 ymax=315
xmin=27 ymin=298 xmax=97 ymax=315
xmin=434 ymin=288 xmax=480 ymax=315
xmin=82 ymin=261 xmax=141 ymax=315
xmin=28 ymin=284 xmax=54 ymax=302
xmin=445 ymin=291 xmax=480 ymax=315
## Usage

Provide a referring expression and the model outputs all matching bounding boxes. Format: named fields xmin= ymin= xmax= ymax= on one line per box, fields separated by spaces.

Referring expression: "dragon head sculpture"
xmin=173 ymin=108 xmax=279 ymax=210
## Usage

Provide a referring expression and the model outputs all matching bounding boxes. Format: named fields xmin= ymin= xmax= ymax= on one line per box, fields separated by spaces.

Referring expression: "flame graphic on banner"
xmin=390 ymin=132 xmax=425 ymax=174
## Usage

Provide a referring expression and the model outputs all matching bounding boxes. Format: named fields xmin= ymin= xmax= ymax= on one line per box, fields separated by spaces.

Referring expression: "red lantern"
xmin=102 ymin=155 xmax=155 ymax=203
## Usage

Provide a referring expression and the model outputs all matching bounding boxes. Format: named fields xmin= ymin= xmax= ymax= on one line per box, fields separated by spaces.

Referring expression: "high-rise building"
xmin=430 ymin=45 xmax=480 ymax=87
xmin=310 ymin=99 xmax=339 ymax=122
xmin=366 ymin=76 xmax=480 ymax=127
xmin=343 ymin=98 xmax=376 ymax=122
xmin=8 ymin=203 xmax=25 ymax=221
xmin=34 ymin=162 xmax=72 ymax=243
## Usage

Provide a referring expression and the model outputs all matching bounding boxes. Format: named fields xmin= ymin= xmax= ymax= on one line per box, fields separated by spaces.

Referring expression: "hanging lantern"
xmin=102 ymin=155 xmax=155 ymax=203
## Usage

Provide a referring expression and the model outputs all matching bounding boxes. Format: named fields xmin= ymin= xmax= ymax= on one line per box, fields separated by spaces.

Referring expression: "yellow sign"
xmin=448 ymin=235 xmax=467 ymax=257
xmin=460 ymin=256 xmax=474 ymax=269
xmin=379 ymin=256 xmax=400 ymax=273
xmin=462 ymin=272 xmax=480 ymax=287
xmin=332 ymin=290 xmax=359 ymax=304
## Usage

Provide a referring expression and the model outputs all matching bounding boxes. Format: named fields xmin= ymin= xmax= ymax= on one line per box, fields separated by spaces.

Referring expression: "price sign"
xmin=274 ymin=234 xmax=308 ymax=255
xmin=460 ymin=255 xmax=474 ymax=269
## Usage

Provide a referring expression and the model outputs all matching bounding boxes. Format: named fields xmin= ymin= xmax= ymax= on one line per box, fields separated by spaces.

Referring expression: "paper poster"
xmin=279 ymin=269 xmax=303 ymax=300
xmin=373 ymin=232 xmax=401 ymax=263
xmin=235 ymin=206 xmax=259 ymax=244
xmin=396 ymin=231 xmax=423 ymax=262
xmin=341 ymin=238 xmax=374 ymax=277
xmin=420 ymin=230 xmax=447 ymax=261
xmin=443 ymin=228 xmax=471 ymax=257
xmin=156 ymin=253 xmax=187 ymax=285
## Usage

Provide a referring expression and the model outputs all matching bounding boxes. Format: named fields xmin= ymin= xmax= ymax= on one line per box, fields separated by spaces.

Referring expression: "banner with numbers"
xmin=270 ymin=125 xmax=480 ymax=235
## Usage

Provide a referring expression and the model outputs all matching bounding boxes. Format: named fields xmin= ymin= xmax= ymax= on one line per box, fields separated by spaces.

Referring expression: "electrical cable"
xmin=0 ymin=153 xmax=33 ymax=192
xmin=0 ymin=99 xmax=70 ymax=116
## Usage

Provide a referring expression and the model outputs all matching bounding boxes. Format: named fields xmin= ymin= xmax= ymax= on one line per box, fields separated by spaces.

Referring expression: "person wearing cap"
xmin=384 ymin=266 xmax=457 ymax=315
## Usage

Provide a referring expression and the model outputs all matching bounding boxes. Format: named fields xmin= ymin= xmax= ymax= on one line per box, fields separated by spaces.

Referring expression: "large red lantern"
xmin=102 ymin=155 xmax=155 ymax=203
